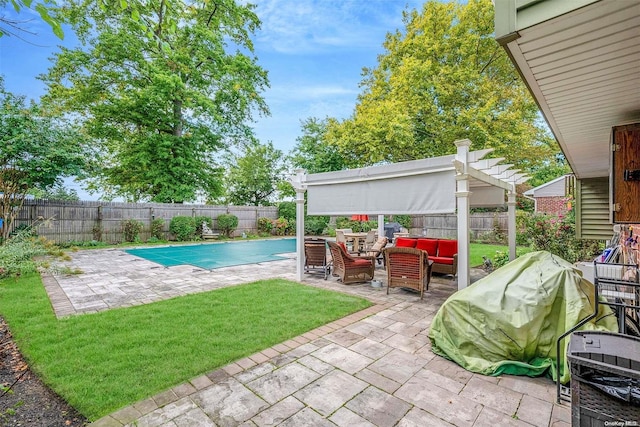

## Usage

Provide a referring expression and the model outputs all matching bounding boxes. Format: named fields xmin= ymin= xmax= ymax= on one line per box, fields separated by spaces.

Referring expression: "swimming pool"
xmin=125 ymin=238 xmax=296 ymax=270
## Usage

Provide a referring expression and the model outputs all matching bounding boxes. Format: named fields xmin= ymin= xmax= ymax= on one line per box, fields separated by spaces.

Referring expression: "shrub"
xmin=169 ymin=216 xmax=196 ymax=241
xmin=151 ymin=218 xmax=165 ymax=240
xmin=492 ymin=250 xmax=510 ymax=269
xmin=273 ymin=217 xmax=288 ymax=236
xmin=217 ymin=214 xmax=238 ymax=238
xmin=257 ymin=217 xmax=273 ymax=234
xmin=122 ymin=219 xmax=144 ymax=243
xmin=278 ymin=201 xmax=296 ymax=223
xmin=0 ymin=237 xmax=49 ymax=278
xmin=394 ymin=214 xmax=412 ymax=230
xmin=525 ymin=209 xmax=603 ymax=263
xmin=9 ymin=223 xmax=36 ymax=239
xmin=0 ymin=220 xmax=60 ymax=278
xmin=305 ymin=216 xmax=328 ymax=235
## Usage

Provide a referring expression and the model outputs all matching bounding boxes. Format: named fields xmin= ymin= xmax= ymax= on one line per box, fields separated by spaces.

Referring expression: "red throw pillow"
xmin=416 ymin=239 xmax=438 ymax=255
xmin=438 ymin=239 xmax=458 ymax=258
xmin=395 ymin=238 xmax=416 ymax=248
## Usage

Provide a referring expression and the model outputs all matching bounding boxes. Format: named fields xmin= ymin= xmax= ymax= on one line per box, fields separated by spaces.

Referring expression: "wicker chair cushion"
xmin=438 ymin=239 xmax=458 ymax=257
xmin=349 ymin=258 xmax=375 ymax=266
xmin=338 ymin=242 xmax=348 ymax=252
xmin=395 ymin=238 xmax=416 ymax=248
xmin=415 ymin=238 xmax=438 ymax=255
xmin=430 ymin=256 xmax=455 ymax=265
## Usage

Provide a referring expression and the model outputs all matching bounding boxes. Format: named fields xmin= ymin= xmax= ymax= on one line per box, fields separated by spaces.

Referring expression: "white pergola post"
xmin=455 ymin=139 xmax=472 ymax=290
xmin=507 ymin=189 xmax=517 ymax=261
xmin=290 ymin=169 xmax=307 ymax=281
xmin=377 ymin=214 xmax=385 ymax=241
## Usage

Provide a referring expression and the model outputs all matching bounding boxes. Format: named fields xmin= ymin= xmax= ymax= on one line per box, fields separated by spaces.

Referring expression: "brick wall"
xmin=536 ymin=196 xmax=569 ymax=215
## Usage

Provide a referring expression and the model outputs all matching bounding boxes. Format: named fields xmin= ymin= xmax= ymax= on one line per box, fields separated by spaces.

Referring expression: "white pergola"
xmin=290 ymin=140 xmax=529 ymax=290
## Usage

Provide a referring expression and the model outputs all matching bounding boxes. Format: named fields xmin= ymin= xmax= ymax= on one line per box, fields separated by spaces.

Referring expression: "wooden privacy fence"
xmin=410 ymin=213 xmax=509 ymax=240
xmin=13 ymin=200 xmax=278 ymax=244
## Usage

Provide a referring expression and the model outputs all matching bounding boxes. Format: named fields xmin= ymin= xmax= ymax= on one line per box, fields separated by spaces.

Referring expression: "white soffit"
xmin=500 ymin=0 xmax=640 ymax=180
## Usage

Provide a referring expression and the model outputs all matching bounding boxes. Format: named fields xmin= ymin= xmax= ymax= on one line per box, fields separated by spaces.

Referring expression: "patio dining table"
xmin=344 ymin=232 xmax=369 ymax=253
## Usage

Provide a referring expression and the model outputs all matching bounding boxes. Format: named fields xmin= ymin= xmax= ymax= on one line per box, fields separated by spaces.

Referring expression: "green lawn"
xmin=0 ymin=274 xmax=371 ymax=420
xmin=469 ymin=242 xmax=532 ymax=267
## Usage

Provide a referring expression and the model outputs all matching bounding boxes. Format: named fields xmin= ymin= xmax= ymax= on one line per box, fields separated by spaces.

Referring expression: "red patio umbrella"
xmin=351 ymin=215 xmax=369 ymax=221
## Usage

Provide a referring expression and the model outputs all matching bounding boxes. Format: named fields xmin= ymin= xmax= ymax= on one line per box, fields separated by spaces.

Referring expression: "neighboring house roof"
xmin=523 ymin=175 xmax=571 ymax=198
xmin=494 ymin=0 xmax=640 ymax=180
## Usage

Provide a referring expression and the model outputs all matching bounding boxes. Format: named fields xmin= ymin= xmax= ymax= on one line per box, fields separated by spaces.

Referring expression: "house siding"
xmin=576 ymin=177 xmax=613 ymax=241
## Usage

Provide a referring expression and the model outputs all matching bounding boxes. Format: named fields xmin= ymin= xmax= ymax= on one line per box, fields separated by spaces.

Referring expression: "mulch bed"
xmin=0 ymin=317 xmax=89 ymax=427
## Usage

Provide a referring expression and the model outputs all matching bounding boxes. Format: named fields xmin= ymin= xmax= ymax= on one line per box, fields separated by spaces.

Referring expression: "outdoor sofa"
xmin=394 ymin=237 xmax=458 ymax=276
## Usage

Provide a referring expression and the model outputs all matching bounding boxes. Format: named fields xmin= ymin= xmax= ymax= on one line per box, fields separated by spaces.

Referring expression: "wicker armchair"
xmin=383 ymin=246 xmax=433 ymax=300
xmin=304 ymin=238 xmax=330 ymax=280
xmin=327 ymin=241 xmax=375 ymax=284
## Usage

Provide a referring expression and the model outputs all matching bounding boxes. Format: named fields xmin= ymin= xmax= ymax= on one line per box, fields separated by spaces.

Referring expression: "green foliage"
xmin=273 ymin=217 xmax=289 ymax=236
xmin=526 ymin=156 xmax=572 ymax=189
xmin=0 ymin=78 xmax=88 ymax=242
xmin=325 ymin=0 xmax=557 ymax=172
xmin=334 ymin=217 xmax=377 ymax=233
xmin=394 ymin=215 xmax=412 ymax=230
xmin=0 ymin=218 xmax=66 ymax=277
xmin=305 ymin=216 xmax=329 ymax=235
xmin=169 ymin=216 xmax=196 ymax=241
xmin=150 ymin=219 xmax=165 ymax=240
xmin=278 ymin=201 xmax=296 ymax=223
xmin=222 ymin=140 xmax=286 ymax=206
xmin=41 ymin=1 xmax=269 ymax=203
xmin=217 ymin=214 xmax=238 ymax=238
xmin=0 ymin=236 xmax=48 ymax=278
xmin=289 ymin=117 xmax=348 ymax=173
xmin=9 ymin=224 xmax=36 ymax=239
xmin=0 ymin=0 xmax=64 ymax=39
xmin=257 ymin=217 xmax=273 ymax=234
xmin=121 ymin=219 xmax=143 ymax=243
xmin=31 ymin=183 xmax=80 ymax=201
xmin=520 ymin=210 xmax=603 ymax=263
xmin=492 ymin=250 xmax=510 ymax=269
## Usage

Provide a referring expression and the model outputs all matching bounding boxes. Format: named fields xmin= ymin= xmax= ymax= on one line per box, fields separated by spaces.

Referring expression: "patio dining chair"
xmin=304 ymin=238 xmax=330 ymax=280
xmin=383 ymin=246 xmax=432 ymax=300
xmin=327 ymin=241 xmax=375 ymax=285
xmin=362 ymin=230 xmax=377 ymax=251
xmin=359 ymin=236 xmax=388 ymax=265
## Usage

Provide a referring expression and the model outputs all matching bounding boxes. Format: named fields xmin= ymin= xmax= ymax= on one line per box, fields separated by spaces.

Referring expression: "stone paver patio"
xmin=43 ymin=243 xmax=571 ymax=427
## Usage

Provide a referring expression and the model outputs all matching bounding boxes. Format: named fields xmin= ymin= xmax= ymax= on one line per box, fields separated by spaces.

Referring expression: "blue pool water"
xmin=125 ymin=238 xmax=296 ymax=270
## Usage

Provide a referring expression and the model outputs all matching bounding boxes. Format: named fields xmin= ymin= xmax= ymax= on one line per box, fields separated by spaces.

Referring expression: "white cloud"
xmin=266 ymin=83 xmax=358 ymax=101
xmin=253 ymin=0 xmax=420 ymax=54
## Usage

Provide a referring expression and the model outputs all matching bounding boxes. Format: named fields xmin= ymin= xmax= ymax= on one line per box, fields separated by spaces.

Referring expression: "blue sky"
xmin=0 ymin=0 xmax=425 ymax=198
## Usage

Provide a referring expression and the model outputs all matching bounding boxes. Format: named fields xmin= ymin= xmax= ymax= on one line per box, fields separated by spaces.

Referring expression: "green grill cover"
xmin=429 ymin=251 xmax=618 ymax=383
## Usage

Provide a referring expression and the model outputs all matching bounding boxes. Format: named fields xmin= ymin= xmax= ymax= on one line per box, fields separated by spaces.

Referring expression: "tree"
xmin=222 ymin=140 xmax=286 ymax=206
xmin=325 ymin=0 xmax=557 ymax=171
xmin=0 ymin=79 xmax=87 ymax=242
xmin=289 ymin=117 xmax=348 ymax=174
xmin=41 ymin=0 xmax=269 ymax=203
xmin=31 ymin=182 xmax=80 ymax=201
xmin=0 ymin=0 xmax=63 ymax=39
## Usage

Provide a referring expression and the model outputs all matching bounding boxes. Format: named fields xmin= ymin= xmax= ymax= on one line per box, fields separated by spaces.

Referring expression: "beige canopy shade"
xmin=290 ymin=140 xmax=529 ymax=289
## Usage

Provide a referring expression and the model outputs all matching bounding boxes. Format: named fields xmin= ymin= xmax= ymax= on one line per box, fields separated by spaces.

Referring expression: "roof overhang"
xmin=494 ymin=0 xmax=640 ymax=180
